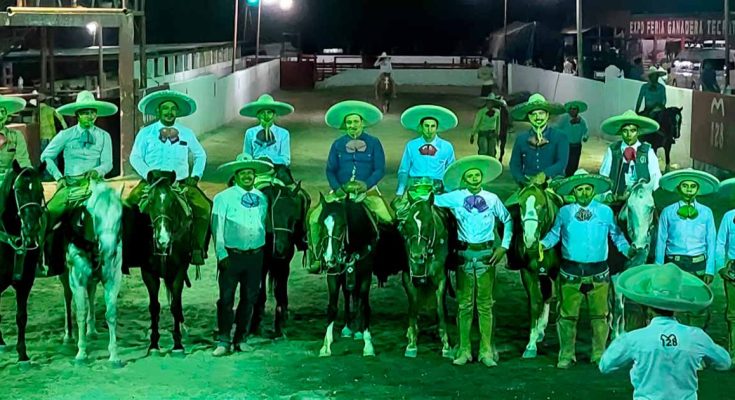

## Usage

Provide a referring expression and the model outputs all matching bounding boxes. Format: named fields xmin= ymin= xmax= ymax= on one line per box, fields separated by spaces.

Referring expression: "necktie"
xmin=241 ymin=192 xmax=261 ymax=208
xmin=575 ymin=207 xmax=593 ymax=221
xmin=528 ymin=134 xmax=549 ymax=147
xmin=256 ymin=128 xmax=275 ymax=145
xmin=677 ymin=203 xmax=699 ymax=220
xmin=463 ymin=195 xmax=489 ymax=213
xmin=419 ymin=144 xmax=438 ymax=156
xmin=80 ymin=129 xmax=94 ymax=147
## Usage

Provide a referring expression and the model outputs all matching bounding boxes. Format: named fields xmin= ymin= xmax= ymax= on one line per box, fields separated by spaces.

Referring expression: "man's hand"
xmin=343 ymin=181 xmax=367 ymax=194
xmin=85 ymin=170 xmax=101 ymax=181
xmin=488 ymin=247 xmax=507 ymax=267
xmin=184 ymin=176 xmax=200 ymax=187
xmin=626 ymin=247 xmax=637 ymax=259
xmin=703 ymin=274 xmax=714 ymax=285
xmin=146 ymin=170 xmax=160 ymax=183
xmin=531 ymin=172 xmax=547 ymax=186
xmin=56 ymin=176 xmax=67 ymax=187
xmin=218 ymin=257 xmax=230 ymax=271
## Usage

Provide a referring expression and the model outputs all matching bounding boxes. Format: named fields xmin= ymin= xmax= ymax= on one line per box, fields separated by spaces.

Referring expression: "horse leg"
xmin=86 ymin=279 xmax=99 ymax=337
xmin=436 ymin=275 xmax=452 ymax=359
xmin=102 ymin=256 xmax=123 ymax=366
xmin=273 ymin=259 xmax=291 ymax=338
xmin=664 ymin=142 xmax=672 ymax=172
xmin=610 ymin=274 xmax=625 ymax=340
xmin=170 ymin=272 xmax=186 ymax=355
xmin=60 ymin=272 xmax=74 ymax=344
xmin=14 ymin=281 xmax=33 ymax=364
xmin=536 ymin=276 xmax=553 ymax=343
xmin=520 ymin=269 xmax=543 ymax=358
xmin=320 ymin=275 xmax=339 ymax=357
xmin=0 ymin=286 xmax=5 ymax=351
xmin=359 ymin=269 xmax=374 ymax=357
xmin=141 ymin=270 xmax=161 ymax=354
xmin=68 ymin=254 xmax=91 ymax=363
xmin=401 ymin=273 xmax=419 ymax=358
xmin=340 ymin=277 xmax=353 ymax=338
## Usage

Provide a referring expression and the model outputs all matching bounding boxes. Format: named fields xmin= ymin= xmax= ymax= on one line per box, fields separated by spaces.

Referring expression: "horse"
xmin=375 ymin=72 xmax=396 ymax=113
xmin=0 ymin=162 xmax=46 ymax=366
xmin=315 ymin=195 xmax=379 ymax=357
xmin=249 ymin=182 xmax=309 ymax=339
xmin=505 ymin=184 xmax=561 ymax=358
xmin=609 ymin=181 xmax=657 ymax=337
xmin=641 ymin=107 xmax=682 ymax=172
xmin=398 ymin=193 xmax=451 ymax=358
xmin=57 ymin=181 xmax=124 ymax=366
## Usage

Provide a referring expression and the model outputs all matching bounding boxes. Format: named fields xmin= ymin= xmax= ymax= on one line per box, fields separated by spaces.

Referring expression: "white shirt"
xmin=435 ymin=189 xmax=512 ymax=248
xmin=374 ymin=58 xmax=392 ymax=74
xmin=599 ymin=141 xmax=661 ymax=193
xmin=211 ymin=185 xmax=267 ymax=261
xmin=41 ymin=124 xmax=113 ymax=181
xmin=243 ymin=124 xmax=291 ymax=166
xmin=130 ymin=121 xmax=207 ymax=181
xmin=600 ymin=317 xmax=731 ymax=400
xmin=716 ymin=209 xmax=735 ymax=271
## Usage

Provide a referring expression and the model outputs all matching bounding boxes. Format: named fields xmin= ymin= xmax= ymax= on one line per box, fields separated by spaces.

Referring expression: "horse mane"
xmin=0 ymin=168 xmax=18 ymax=218
xmin=87 ymin=182 xmax=122 ymax=213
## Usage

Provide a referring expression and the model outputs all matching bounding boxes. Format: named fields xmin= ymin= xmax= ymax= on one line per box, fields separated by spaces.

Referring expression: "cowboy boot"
xmin=453 ymin=312 xmax=473 ymax=366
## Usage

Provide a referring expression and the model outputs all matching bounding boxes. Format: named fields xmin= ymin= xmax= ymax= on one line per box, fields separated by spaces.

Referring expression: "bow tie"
xmin=159 ymin=127 xmax=180 ymax=144
xmin=345 ymin=139 xmax=367 ymax=153
xmin=419 ymin=144 xmax=438 ymax=156
xmin=677 ymin=204 xmax=699 ymax=220
xmin=256 ymin=128 xmax=275 ymax=145
xmin=463 ymin=195 xmax=489 ymax=213
xmin=159 ymin=135 xmax=179 ymax=144
xmin=241 ymin=192 xmax=261 ymax=208
xmin=575 ymin=207 xmax=593 ymax=222
xmin=623 ymin=147 xmax=637 ymax=163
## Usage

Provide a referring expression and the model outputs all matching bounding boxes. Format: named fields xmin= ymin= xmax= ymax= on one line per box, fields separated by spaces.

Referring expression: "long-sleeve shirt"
xmin=599 ymin=140 xmax=661 ymax=192
xmin=716 ymin=209 xmax=735 ymax=271
xmin=509 ymin=127 xmax=569 ymax=185
xmin=435 ymin=189 xmax=512 ymax=248
xmin=130 ymin=121 xmax=206 ymax=181
xmin=396 ymin=136 xmax=455 ymax=195
xmin=636 ymin=83 xmax=667 ymax=111
xmin=554 ymin=114 xmax=589 ymax=145
xmin=40 ymin=124 xmax=113 ymax=181
xmin=472 ymin=107 xmax=501 ymax=133
xmin=243 ymin=124 xmax=291 ymax=166
xmin=655 ymin=201 xmax=717 ymax=275
xmin=0 ymin=128 xmax=32 ymax=177
xmin=374 ymin=59 xmax=392 ymax=74
xmin=37 ymin=103 xmax=67 ymax=141
xmin=211 ymin=185 xmax=267 ymax=261
xmin=326 ymin=132 xmax=385 ymax=191
xmin=541 ymin=201 xmax=630 ymax=263
xmin=599 ymin=317 xmax=731 ymax=400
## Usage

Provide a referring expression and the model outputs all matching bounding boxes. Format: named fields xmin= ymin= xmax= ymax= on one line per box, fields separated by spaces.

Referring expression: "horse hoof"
xmin=110 ymin=359 xmax=125 ymax=369
xmin=73 ymin=357 xmax=88 ymax=366
xmin=354 ymin=332 xmax=364 ymax=341
xmin=62 ymin=336 xmax=73 ymax=345
xmin=86 ymin=331 xmax=99 ymax=339
xmin=441 ymin=348 xmax=453 ymax=359
xmin=171 ymin=349 xmax=186 ymax=358
xmin=341 ymin=326 xmax=353 ymax=338
xmin=404 ymin=347 xmax=418 ymax=358
xmin=318 ymin=346 xmax=331 ymax=357
xmin=363 ymin=348 xmax=376 ymax=357
xmin=522 ymin=348 xmax=537 ymax=359
xmin=147 ymin=348 xmax=162 ymax=357
xmin=18 ymin=361 xmax=33 ymax=372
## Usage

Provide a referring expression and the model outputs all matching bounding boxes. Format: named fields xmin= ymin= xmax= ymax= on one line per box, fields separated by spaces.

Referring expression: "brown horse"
xmin=375 ymin=73 xmax=396 ymax=113
xmin=506 ymin=184 xmax=561 ymax=358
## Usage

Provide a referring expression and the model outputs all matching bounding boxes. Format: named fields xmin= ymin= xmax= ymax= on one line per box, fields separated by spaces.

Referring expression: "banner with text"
xmin=691 ymin=91 xmax=735 ymax=172
xmin=629 ymin=15 xmax=735 ymax=40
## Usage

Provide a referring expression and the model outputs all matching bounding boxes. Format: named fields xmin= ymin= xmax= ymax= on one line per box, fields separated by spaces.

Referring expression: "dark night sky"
xmin=143 ymin=0 xmax=726 ymax=54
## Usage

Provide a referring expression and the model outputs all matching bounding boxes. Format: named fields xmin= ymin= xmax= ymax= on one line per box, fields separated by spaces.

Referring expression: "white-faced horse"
xmin=60 ymin=181 xmax=124 ymax=366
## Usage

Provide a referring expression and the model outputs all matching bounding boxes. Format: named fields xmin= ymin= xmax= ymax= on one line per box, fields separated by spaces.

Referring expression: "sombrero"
xmin=480 ymin=93 xmax=506 ymax=107
xmin=443 ymin=155 xmax=503 ymax=192
xmin=555 ymin=169 xmax=612 ymax=196
xmin=400 ymin=105 xmax=458 ymax=133
xmin=218 ymin=153 xmax=274 ymax=177
xmin=659 ymin=168 xmax=720 ymax=196
xmin=615 ymin=262 xmax=713 ymax=313
xmin=58 ymin=90 xmax=118 ymax=117
xmin=239 ymin=94 xmax=295 ymax=118
xmin=325 ymin=100 xmax=383 ymax=129
xmin=644 ymin=66 xmax=667 ymax=78
xmin=377 ymin=52 xmax=391 ymax=60
xmin=600 ymin=110 xmax=659 ymax=136
xmin=718 ymin=177 xmax=735 ymax=201
xmin=510 ymin=93 xmax=565 ymax=121
xmin=0 ymin=95 xmax=26 ymax=115
xmin=138 ymin=90 xmax=197 ymax=117
xmin=564 ymin=100 xmax=588 ymax=113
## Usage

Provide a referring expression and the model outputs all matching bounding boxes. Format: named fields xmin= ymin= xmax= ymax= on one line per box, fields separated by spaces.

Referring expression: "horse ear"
xmin=12 ymin=159 xmax=21 ymax=173
xmin=678 ymin=107 xmax=683 ymax=112
xmin=318 ymin=192 xmax=325 ymax=205
xmin=37 ymin=161 xmax=47 ymax=174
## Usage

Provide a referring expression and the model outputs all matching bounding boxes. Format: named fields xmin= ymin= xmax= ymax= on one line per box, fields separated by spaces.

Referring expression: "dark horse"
xmin=498 ymin=105 xmax=511 ymax=163
xmin=398 ymin=193 xmax=452 ymax=359
xmin=249 ymin=182 xmax=310 ymax=339
xmin=0 ymin=162 xmax=46 ymax=365
xmin=315 ymin=195 xmax=379 ymax=357
xmin=506 ymin=184 xmax=561 ymax=358
xmin=641 ymin=107 xmax=682 ymax=172
xmin=125 ymin=172 xmax=193 ymax=356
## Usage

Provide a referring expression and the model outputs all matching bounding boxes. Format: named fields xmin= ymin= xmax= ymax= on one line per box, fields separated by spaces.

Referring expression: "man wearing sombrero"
xmin=554 ymin=101 xmax=589 ymax=177
xmin=305 ymin=100 xmax=392 ymax=272
xmin=636 ymin=66 xmax=667 ymax=118
xmin=374 ymin=52 xmax=392 ymax=76
xmin=599 ymin=110 xmax=662 ymax=205
xmin=128 ymin=89 xmax=211 ymax=266
xmin=716 ymin=178 xmax=735 ymax=363
xmin=211 ymin=154 xmax=273 ymax=356
xmin=470 ymin=93 xmax=506 ymax=158
xmin=0 ymin=95 xmax=32 ymax=180
xmin=600 ymin=263 xmax=731 ymax=397
xmin=540 ymin=170 xmax=632 ymax=369
xmin=241 ymin=94 xmax=296 ymax=185
xmin=42 ymin=90 xmax=116 ymax=228
xmin=655 ymin=168 xmax=719 ymax=328
xmin=434 ymin=155 xmax=512 ymax=367
xmin=392 ymin=105 xmax=456 ymax=219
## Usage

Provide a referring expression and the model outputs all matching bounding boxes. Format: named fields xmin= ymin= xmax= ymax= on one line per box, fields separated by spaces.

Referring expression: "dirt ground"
xmin=1 ymin=86 xmax=733 ymax=400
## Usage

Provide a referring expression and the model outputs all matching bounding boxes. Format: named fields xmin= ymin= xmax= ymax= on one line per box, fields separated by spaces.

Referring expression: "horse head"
xmin=518 ymin=184 xmax=553 ymax=250
xmin=400 ymin=193 xmax=438 ymax=276
xmin=262 ymin=183 xmax=302 ymax=258
xmin=3 ymin=161 xmax=45 ymax=250
xmin=145 ymin=171 xmax=186 ymax=256
xmin=660 ymin=107 xmax=683 ymax=140
xmin=85 ymin=181 xmax=123 ymax=259
xmin=620 ymin=181 xmax=656 ymax=265
xmin=318 ymin=198 xmax=348 ymax=270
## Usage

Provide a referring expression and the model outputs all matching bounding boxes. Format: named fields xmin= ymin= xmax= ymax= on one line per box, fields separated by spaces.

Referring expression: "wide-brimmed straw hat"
xmin=325 ymin=100 xmax=383 ymax=129
xmin=443 ymin=155 xmax=503 ymax=192
xmin=239 ymin=94 xmax=294 ymax=118
xmin=659 ymin=168 xmax=720 ymax=196
xmin=138 ymin=90 xmax=197 ymax=117
xmin=480 ymin=93 xmax=506 ymax=107
xmin=510 ymin=93 xmax=565 ymax=121
xmin=58 ymin=90 xmax=118 ymax=117
xmin=555 ymin=169 xmax=612 ymax=196
xmin=0 ymin=95 xmax=26 ymax=115
xmin=644 ymin=66 xmax=667 ymax=78
xmin=400 ymin=105 xmax=458 ymax=133
xmin=564 ymin=100 xmax=588 ymax=113
xmin=217 ymin=153 xmax=274 ymax=177
xmin=600 ymin=110 xmax=659 ymax=136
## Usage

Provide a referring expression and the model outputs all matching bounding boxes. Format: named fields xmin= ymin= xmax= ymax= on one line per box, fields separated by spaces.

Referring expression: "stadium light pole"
xmin=576 ymin=0 xmax=584 ymax=77
xmin=232 ymin=0 xmax=239 ymax=73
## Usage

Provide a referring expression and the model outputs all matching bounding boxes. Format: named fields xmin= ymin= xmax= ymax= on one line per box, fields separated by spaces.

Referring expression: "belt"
xmin=227 ymin=247 xmax=262 ymax=255
xmin=668 ymin=254 xmax=706 ymax=264
xmin=560 ymin=260 xmax=608 ymax=277
xmin=458 ymin=241 xmax=494 ymax=251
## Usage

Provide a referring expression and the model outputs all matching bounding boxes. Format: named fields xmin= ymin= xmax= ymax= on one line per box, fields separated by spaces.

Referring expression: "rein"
xmin=0 ymin=168 xmax=44 ymax=253
xmin=402 ymin=205 xmax=440 ymax=279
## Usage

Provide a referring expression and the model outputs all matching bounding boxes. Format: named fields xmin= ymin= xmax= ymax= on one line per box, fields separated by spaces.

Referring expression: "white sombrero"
xmin=0 ymin=95 xmax=26 ymax=115
xmin=443 ymin=155 xmax=503 ymax=192
xmin=58 ymin=90 xmax=118 ymax=117
xmin=616 ymin=262 xmax=713 ymax=313
xmin=138 ymin=90 xmax=197 ymax=117
xmin=659 ymin=168 xmax=720 ymax=196
xmin=555 ymin=169 xmax=612 ymax=196
xmin=217 ymin=153 xmax=274 ymax=177
xmin=325 ymin=100 xmax=383 ymax=129
xmin=400 ymin=105 xmax=458 ymax=133
xmin=239 ymin=94 xmax=294 ymax=118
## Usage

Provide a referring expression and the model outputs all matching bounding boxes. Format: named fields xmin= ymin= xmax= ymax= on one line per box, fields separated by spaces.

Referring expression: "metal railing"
xmin=315 ymin=55 xmax=485 ymax=81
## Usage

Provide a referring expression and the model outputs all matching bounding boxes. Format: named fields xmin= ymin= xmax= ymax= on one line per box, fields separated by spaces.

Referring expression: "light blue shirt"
xmin=243 ymin=124 xmax=291 ymax=166
xmin=434 ymin=189 xmax=512 ymax=248
xmin=211 ymin=186 xmax=267 ymax=261
xmin=600 ymin=317 xmax=731 ymax=400
xmin=716 ymin=209 xmax=735 ymax=271
xmin=554 ymin=114 xmax=589 ymax=145
xmin=130 ymin=121 xmax=207 ymax=181
xmin=40 ymin=124 xmax=113 ymax=181
xmin=655 ymin=201 xmax=717 ymax=275
xmin=541 ymin=201 xmax=630 ymax=263
xmin=396 ymin=136 xmax=455 ymax=195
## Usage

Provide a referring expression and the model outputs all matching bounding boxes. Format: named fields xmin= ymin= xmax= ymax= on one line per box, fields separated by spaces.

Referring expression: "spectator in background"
xmin=701 ymin=61 xmax=721 ymax=93
xmin=563 ymin=58 xmax=575 ymax=75
xmin=35 ymin=94 xmax=68 ymax=155
xmin=477 ymin=60 xmax=497 ymax=97
xmin=630 ymin=58 xmax=644 ymax=81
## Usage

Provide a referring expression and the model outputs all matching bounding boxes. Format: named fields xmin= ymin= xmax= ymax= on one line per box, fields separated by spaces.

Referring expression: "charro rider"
xmin=434 ymin=155 xmax=512 ymax=367
xmin=392 ymin=104 xmax=456 ymax=220
xmin=635 ymin=66 xmax=667 ymax=119
xmin=127 ymin=90 xmax=211 ymax=266
xmin=0 ymin=95 xmax=32 ymax=180
xmin=540 ymin=170 xmax=632 ymax=369
xmin=305 ymin=100 xmax=393 ymax=272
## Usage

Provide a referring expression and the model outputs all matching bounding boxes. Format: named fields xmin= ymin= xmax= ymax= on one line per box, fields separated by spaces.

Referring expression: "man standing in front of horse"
xmin=435 ymin=155 xmax=511 ymax=367
xmin=655 ymin=168 xmax=720 ymax=328
xmin=540 ymin=170 xmax=632 ymax=369
xmin=127 ymin=90 xmax=211 ymax=266
xmin=305 ymin=101 xmax=392 ymax=272
xmin=554 ymin=101 xmax=588 ymax=177
xmin=211 ymin=154 xmax=273 ymax=357
xmin=241 ymin=94 xmax=296 ymax=186
xmin=716 ymin=178 xmax=735 ymax=365
xmin=470 ymin=94 xmax=506 ymax=158
xmin=392 ymin=105 xmax=457 ymax=220
xmin=636 ymin=66 xmax=667 ymax=119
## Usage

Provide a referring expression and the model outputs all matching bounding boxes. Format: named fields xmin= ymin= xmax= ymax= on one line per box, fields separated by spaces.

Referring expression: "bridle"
xmin=402 ymin=205 xmax=439 ymax=279
xmin=267 ymin=186 xmax=295 ymax=258
xmin=0 ymin=168 xmax=44 ymax=253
